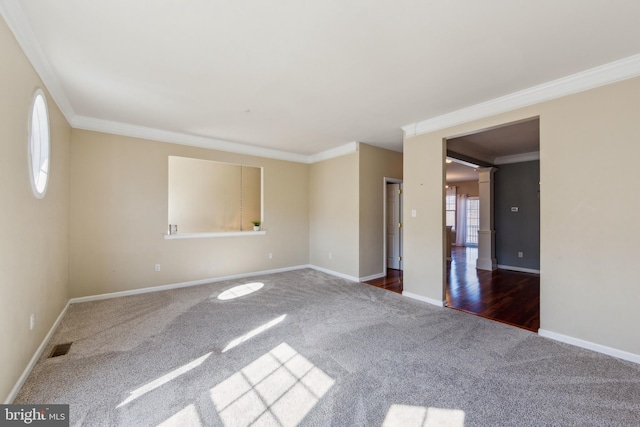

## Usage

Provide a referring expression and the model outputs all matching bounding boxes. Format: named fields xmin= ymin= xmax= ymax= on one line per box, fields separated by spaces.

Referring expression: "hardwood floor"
xmin=363 ymin=247 xmax=539 ymax=332
xmin=447 ymin=246 xmax=540 ymax=332
xmin=363 ymin=269 xmax=403 ymax=294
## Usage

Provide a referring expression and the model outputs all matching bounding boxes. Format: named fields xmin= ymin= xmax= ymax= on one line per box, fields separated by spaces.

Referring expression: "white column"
xmin=476 ymin=167 xmax=497 ymax=271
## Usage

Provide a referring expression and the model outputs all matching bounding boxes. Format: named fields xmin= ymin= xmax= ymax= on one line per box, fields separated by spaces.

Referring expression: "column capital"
xmin=476 ymin=166 xmax=498 ymax=175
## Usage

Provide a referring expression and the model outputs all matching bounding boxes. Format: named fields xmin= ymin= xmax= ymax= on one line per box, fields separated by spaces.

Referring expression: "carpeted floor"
xmin=15 ymin=269 xmax=640 ymax=426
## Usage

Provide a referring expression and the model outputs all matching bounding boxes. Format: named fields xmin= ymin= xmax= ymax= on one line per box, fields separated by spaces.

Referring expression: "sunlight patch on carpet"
xmin=222 ymin=314 xmax=287 ymax=353
xmin=210 ymin=342 xmax=335 ymax=426
xmin=156 ymin=404 xmax=203 ymax=427
xmin=217 ymin=282 xmax=264 ymax=300
xmin=383 ymin=404 xmax=465 ymax=427
xmin=117 ymin=352 xmax=212 ymax=408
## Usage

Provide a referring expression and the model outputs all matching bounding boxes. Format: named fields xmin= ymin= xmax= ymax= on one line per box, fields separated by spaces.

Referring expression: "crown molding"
xmin=402 ymin=53 xmax=640 ymax=138
xmin=494 ymin=151 xmax=539 ymax=165
xmin=1 ymin=1 xmax=357 ymax=164
xmin=308 ymin=141 xmax=359 ymax=163
xmin=7 ymin=0 xmax=614 ymax=165
xmin=0 ymin=0 xmax=75 ymax=123
xmin=73 ymin=115 xmax=359 ymax=164
xmin=72 ymin=116 xmax=313 ymax=163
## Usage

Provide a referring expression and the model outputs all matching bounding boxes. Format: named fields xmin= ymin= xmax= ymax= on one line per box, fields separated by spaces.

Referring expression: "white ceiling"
xmin=446 ymin=161 xmax=477 ymax=183
xmin=4 ymin=1 xmax=640 ymax=160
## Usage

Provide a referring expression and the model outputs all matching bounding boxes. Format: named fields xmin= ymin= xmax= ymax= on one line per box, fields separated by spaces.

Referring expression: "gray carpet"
xmin=15 ymin=269 xmax=640 ymax=426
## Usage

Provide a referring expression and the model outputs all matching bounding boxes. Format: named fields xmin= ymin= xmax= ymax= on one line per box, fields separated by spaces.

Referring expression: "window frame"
xmin=27 ymin=89 xmax=50 ymax=199
xmin=445 ymin=186 xmax=456 ymax=230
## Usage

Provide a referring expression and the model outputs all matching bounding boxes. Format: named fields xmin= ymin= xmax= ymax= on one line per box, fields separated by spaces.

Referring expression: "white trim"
xmin=307 ymin=265 xmax=359 ymax=282
xmin=402 ymin=291 xmax=444 ymax=307
xmin=497 ymin=264 xmax=540 ymax=274
xmin=476 ymin=257 xmax=497 ymax=271
xmin=6 ymin=264 xmax=353 ymax=401
xmin=5 ymin=301 xmax=70 ymax=404
xmin=402 ymin=53 xmax=640 ymax=138
xmin=5 ymin=0 xmax=640 ymax=164
xmin=0 ymin=0 xmax=75 ymax=124
xmin=164 ymin=231 xmax=266 ymax=240
xmin=73 ymin=116 xmax=311 ymax=164
xmin=73 ymin=117 xmax=359 ymax=165
xmin=538 ymin=329 xmax=640 ymax=365
xmin=69 ymin=264 xmax=364 ymax=305
xmin=359 ymin=272 xmax=385 ymax=282
xmin=69 ymin=265 xmax=310 ymax=304
xmin=307 ymin=142 xmax=359 ymax=163
xmin=27 ymin=89 xmax=50 ymax=199
xmin=494 ymin=151 xmax=540 ymax=165
xmin=0 ymin=0 xmax=357 ymax=165
xmin=383 ymin=177 xmax=404 ymax=273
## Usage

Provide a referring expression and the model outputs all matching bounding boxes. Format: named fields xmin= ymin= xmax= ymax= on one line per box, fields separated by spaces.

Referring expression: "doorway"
xmin=364 ymin=178 xmax=404 ymax=294
xmin=444 ymin=118 xmax=540 ymax=331
xmin=386 ymin=181 xmax=402 ymax=271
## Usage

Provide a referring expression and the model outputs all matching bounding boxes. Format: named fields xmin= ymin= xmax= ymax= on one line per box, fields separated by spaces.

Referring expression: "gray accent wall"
xmin=494 ymin=160 xmax=540 ymax=270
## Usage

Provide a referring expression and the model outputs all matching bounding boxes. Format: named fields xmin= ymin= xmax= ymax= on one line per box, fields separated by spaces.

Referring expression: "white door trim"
xmin=383 ymin=177 xmax=403 ymax=272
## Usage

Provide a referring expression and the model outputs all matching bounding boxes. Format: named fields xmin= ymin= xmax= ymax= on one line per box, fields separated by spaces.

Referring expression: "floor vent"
xmin=49 ymin=343 xmax=72 ymax=358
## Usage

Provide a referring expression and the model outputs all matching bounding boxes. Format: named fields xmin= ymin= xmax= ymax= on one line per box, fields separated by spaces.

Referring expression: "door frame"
xmin=383 ymin=177 xmax=403 ymax=272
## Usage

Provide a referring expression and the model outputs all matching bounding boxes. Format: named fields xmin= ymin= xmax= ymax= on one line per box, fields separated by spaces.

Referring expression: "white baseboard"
xmin=8 ymin=264 xmax=355 ymax=402
xmin=402 ymin=291 xmax=444 ymax=307
xmin=307 ymin=265 xmax=360 ymax=282
xmin=5 ymin=301 xmax=70 ymax=404
xmin=71 ymin=265 xmax=365 ymax=305
xmin=359 ymin=272 xmax=386 ymax=282
xmin=538 ymin=329 xmax=640 ymax=365
xmin=69 ymin=265 xmax=310 ymax=304
xmin=498 ymin=264 xmax=541 ymax=274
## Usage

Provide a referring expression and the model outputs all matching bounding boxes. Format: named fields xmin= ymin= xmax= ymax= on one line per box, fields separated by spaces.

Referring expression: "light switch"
xmin=411 ymin=210 xmax=417 ymax=217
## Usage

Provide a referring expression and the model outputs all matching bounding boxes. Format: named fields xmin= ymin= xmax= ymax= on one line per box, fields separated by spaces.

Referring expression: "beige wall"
xmin=451 ymin=180 xmax=479 ymax=197
xmin=404 ymin=76 xmax=640 ymax=357
xmin=242 ymin=165 xmax=262 ymax=231
xmin=0 ymin=17 xmax=70 ymax=401
xmin=358 ymin=144 xmax=403 ymax=278
xmin=403 ymin=134 xmax=446 ymax=300
xmin=69 ymin=129 xmax=309 ymax=297
xmin=309 ymin=152 xmax=359 ymax=278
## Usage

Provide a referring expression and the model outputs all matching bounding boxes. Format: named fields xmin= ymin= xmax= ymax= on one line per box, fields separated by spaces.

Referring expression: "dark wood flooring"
xmin=363 ymin=247 xmax=540 ymax=332
xmin=446 ymin=246 xmax=540 ymax=332
xmin=363 ymin=268 xmax=403 ymax=294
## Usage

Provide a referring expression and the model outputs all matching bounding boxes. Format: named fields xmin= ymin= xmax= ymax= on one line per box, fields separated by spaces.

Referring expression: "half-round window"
xmin=28 ymin=90 xmax=50 ymax=198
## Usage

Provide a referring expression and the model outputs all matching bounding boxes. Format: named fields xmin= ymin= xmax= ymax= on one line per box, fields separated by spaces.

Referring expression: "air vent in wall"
xmin=49 ymin=343 xmax=72 ymax=358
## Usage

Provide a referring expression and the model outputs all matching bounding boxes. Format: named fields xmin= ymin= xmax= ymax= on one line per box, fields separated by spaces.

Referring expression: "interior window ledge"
xmin=164 ymin=231 xmax=266 ymax=239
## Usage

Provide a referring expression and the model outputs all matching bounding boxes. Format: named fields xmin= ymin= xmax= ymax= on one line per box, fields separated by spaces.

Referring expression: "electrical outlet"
xmin=268 ymin=253 xmax=273 ymax=259
xmin=154 ymin=264 xmax=161 ymax=272
xmin=518 ymin=252 xmax=523 ymax=258
xmin=30 ymin=313 xmax=35 ymax=330
xmin=329 ymin=252 xmax=332 ymax=260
